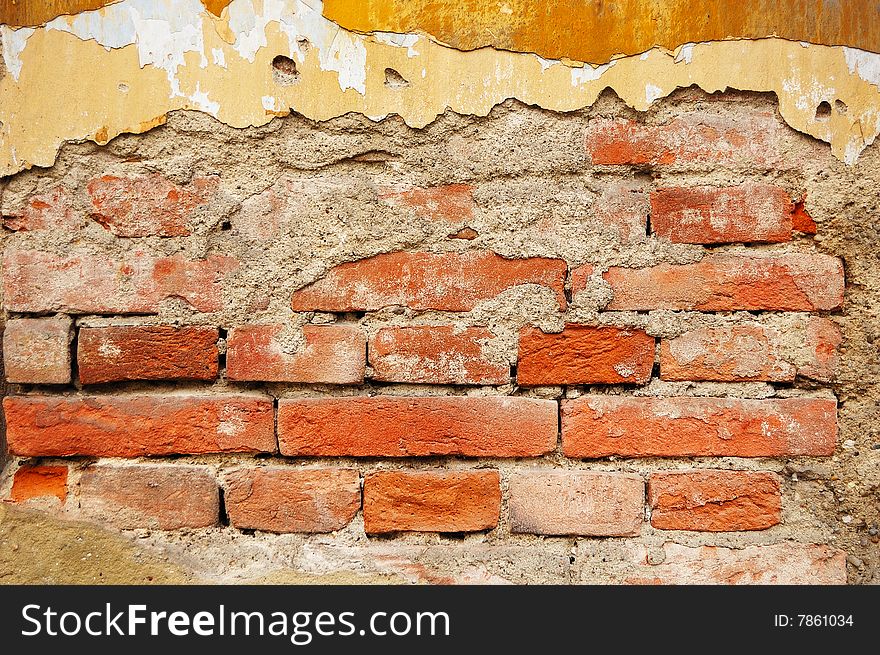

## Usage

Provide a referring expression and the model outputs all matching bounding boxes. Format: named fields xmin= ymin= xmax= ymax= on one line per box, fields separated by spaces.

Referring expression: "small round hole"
xmin=384 ymin=68 xmax=409 ymax=89
xmin=815 ymin=101 xmax=832 ymax=120
xmin=272 ymin=55 xmax=299 ymax=85
xmin=835 ymin=99 xmax=848 ymax=115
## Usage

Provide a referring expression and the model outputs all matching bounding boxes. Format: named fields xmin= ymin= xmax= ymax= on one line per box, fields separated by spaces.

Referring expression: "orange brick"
xmin=650 ymin=184 xmax=792 ymax=244
xmin=290 ymin=251 xmax=567 ymax=312
xmin=517 ymin=325 xmax=654 ymax=386
xmin=2 ymin=187 xmax=77 ymax=232
xmin=278 ymin=396 xmax=557 ymax=457
xmin=86 ymin=174 xmax=218 ymax=237
xmin=78 ymin=326 xmax=218 ymax=384
xmin=226 ymin=324 xmax=365 ymax=384
xmin=4 ymin=394 xmax=275 ymax=457
xmin=562 ymin=396 xmax=836 ymax=458
xmin=363 ymin=470 xmax=500 ymax=534
xmin=79 ymin=464 xmax=219 ymax=529
xmin=600 ymin=254 xmax=844 ymax=311
xmin=10 ymin=465 xmax=68 ymax=503
xmin=225 ymin=467 xmax=360 ymax=533
xmin=368 ymin=326 xmax=508 ymax=385
xmin=648 ymin=470 xmax=781 ymax=531
xmin=509 ymin=471 xmax=644 ymax=536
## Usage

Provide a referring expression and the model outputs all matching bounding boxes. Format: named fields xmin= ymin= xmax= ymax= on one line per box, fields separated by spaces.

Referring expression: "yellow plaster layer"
xmin=324 ymin=0 xmax=880 ymax=63
xmin=1 ymin=0 xmax=879 ymax=176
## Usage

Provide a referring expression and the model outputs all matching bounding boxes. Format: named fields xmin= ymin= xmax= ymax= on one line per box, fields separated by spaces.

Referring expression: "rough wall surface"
xmin=1 ymin=1 xmax=879 ymax=586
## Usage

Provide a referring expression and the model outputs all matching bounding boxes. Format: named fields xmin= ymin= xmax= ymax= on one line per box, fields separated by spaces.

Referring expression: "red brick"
xmin=78 ymin=326 xmax=218 ymax=384
xmin=290 ymin=251 xmax=567 ymax=312
xmin=368 ymin=326 xmax=508 ymax=385
xmin=600 ymin=254 xmax=844 ymax=311
xmin=517 ymin=325 xmax=654 ymax=386
xmin=562 ymin=396 xmax=836 ymax=458
xmin=79 ymin=464 xmax=219 ymax=529
xmin=2 ymin=187 xmax=76 ymax=231
xmin=650 ymin=184 xmax=792 ymax=244
xmin=3 ymin=317 xmax=72 ymax=384
xmin=585 ymin=114 xmax=781 ymax=167
xmin=363 ymin=470 xmax=500 ymax=534
xmin=224 ymin=467 xmax=360 ymax=533
xmin=648 ymin=470 xmax=781 ymax=531
xmin=660 ymin=319 xmax=840 ymax=382
xmin=10 ymin=465 xmax=68 ymax=503
xmin=3 ymin=250 xmax=238 ymax=314
xmin=625 ymin=543 xmax=845 ymax=585
xmin=799 ymin=317 xmax=842 ymax=382
xmin=4 ymin=394 xmax=275 ymax=457
xmin=86 ymin=174 xmax=218 ymax=237
xmin=379 ymin=184 xmax=476 ymax=222
xmin=569 ymin=264 xmax=595 ymax=299
xmin=278 ymin=396 xmax=557 ymax=457
xmin=509 ymin=471 xmax=644 ymax=536
xmin=226 ymin=324 xmax=365 ymax=384
xmin=791 ymin=196 xmax=818 ymax=234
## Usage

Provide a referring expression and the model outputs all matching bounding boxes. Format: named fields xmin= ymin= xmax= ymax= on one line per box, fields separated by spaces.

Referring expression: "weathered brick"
xmin=625 ymin=543 xmax=846 ymax=585
xmin=290 ymin=251 xmax=567 ymax=312
xmin=363 ymin=470 xmax=500 ymax=534
xmin=3 ymin=317 xmax=72 ymax=384
xmin=599 ymin=254 xmax=844 ymax=311
xmin=648 ymin=470 xmax=781 ymax=531
xmin=368 ymin=326 xmax=508 ymax=385
xmin=10 ymin=465 xmax=68 ymax=503
xmin=3 ymin=250 xmax=238 ymax=314
xmin=592 ymin=182 xmax=649 ymax=243
xmin=2 ymin=187 xmax=76 ymax=231
xmin=660 ymin=318 xmax=841 ymax=382
xmin=278 ymin=396 xmax=557 ymax=457
xmin=517 ymin=325 xmax=654 ymax=386
xmin=79 ymin=464 xmax=219 ymax=529
xmin=650 ymin=184 xmax=792 ymax=243
xmin=78 ymin=326 xmax=218 ymax=384
xmin=791 ymin=196 xmax=818 ymax=234
xmin=562 ymin=396 xmax=836 ymax=458
xmin=585 ymin=113 xmax=781 ymax=167
xmin=509 ymin=471 xmax=644 ymax=536
xmin=226 ymin=324 xmax=365 ymax=384
xmin=86 ymin=174 xmax=218 ymax=237
xmin=4 ymin=394 xmax=275 ymax=457
xmin=378 ymin=184 xmax=476 ymax=222
xmin=225 ymin=467 xmax=360 ymax=533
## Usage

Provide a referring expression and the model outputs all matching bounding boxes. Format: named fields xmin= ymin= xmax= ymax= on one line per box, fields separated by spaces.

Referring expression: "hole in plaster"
xmin=272 ymin=55 xmax=299 ymax=85
xmin=297 ymin=37 xmax=310 ymax=54
xmin=118 ymin=82 xmax=129 ymax=93
xmin=815 ymin=101 xmax=832 ymax=120
xmin=384 ymin=68 xmax=409 ymax=89
xmin=835 ymin=99 xmax=848 ymax=115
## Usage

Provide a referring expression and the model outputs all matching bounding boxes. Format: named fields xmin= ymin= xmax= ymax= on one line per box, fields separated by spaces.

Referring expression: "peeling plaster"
xmin=1 ymin=0 xmax=880 ymax=175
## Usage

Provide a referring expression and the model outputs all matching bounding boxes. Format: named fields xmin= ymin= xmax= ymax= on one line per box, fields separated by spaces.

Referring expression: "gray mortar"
xmin=0 ymin=88 xmax=878 ymax=583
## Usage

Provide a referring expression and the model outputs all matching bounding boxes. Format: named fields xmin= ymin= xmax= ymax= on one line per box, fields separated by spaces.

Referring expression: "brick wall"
xmin=2 ymin=90 xmax=875 ymax=584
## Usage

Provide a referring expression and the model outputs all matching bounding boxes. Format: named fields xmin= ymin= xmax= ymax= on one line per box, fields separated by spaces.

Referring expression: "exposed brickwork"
xmin=648 ymin=470 xmax=782 ymax=531
xmin=562 ymin=396 xmax=836 ymax=458
xmin=78 ymin=326 xmax=218 ymax=384
xmin=509 ymin=471 xmax=644 ymax=536
xmin=226 ymin=324 xmax=365 ymax=383
xmin=518 ymin=325 xmax=654 ymax=386
xmin=290 ymin=251 xmax=567 ymax=312
xmin=4 ymin=395 xmax=276 ymax=457
xmin=225 ymin=467 xmax=361 ymax=533
xmin=3 ymin=317 xmax=72 ymax=384
xmin=378 ymin=184 xmax=476 ymax=223
xmin=79 ymin=464 xmax=219 ymax=529
xmin=363 ymin=470 xmax=501 ymax=534
xmin=278 ymin=396 xmax=557 ymax=457
xmin=10 ymin=465 xmax=68 ymax=503
xmin=369 ymin=326 xmax=508 ymax=385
